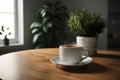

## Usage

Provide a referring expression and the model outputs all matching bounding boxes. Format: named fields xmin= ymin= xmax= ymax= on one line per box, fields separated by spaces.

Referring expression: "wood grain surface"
xmin=0 ymin=48 xmax=120 ymax=80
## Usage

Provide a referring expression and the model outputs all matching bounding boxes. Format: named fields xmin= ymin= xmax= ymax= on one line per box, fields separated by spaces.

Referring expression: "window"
xmin=0 ymin=0 xmax=15 ymax=39
xmin=0 ymin=0 xmax=23 ymax=45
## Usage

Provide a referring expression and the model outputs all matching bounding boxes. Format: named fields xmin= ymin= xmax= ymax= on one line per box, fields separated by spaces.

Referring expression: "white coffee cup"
xmin=59 ymin=44 xmax=88 ymax=65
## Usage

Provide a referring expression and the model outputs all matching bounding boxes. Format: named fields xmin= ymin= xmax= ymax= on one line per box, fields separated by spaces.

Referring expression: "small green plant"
xmin=67 ymin=8 xmax=106 ymax=37
xmin=0 ymin=25 xmax=11 ymax=38
xmin=30 ymin=0 xmax=68 ymax=48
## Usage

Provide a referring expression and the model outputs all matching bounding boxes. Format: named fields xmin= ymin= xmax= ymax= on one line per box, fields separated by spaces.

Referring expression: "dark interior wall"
xmin=109 ymin=0 xmax=120 ymax=12
xmin=63 ymin=0 xmax=108 ymax=50
xmin=0 ymin=0 xmax=108 ymax=55
xmin=23 ymin=0 xmax=45 ymax=49
xmin=46 ymin=0 xmax=108 ymax=49
xmin=108 ymin=0 xmax=120 ymax=50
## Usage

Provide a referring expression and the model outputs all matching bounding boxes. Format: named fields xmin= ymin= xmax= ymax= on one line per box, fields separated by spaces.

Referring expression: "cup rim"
xmin=60 ymin=44 xmax=82 ymax=48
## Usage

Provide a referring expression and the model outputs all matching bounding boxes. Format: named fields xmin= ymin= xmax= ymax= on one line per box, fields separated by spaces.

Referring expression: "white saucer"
xmin=50 ymin=56 xmax=93 ymax=66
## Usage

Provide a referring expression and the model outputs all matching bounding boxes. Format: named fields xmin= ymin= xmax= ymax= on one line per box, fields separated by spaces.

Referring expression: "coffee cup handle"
xmin=81 ymin=48 xmax=89 ymax=57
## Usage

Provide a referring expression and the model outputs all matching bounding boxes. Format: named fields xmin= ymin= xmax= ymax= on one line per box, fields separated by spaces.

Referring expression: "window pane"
xmin=0 ymin=0 xmax=15 ymax=39
xmin=0 ymin=0 xmax=14 ymax=13
xmin=0 ymin=13 xmax=15 ymax=39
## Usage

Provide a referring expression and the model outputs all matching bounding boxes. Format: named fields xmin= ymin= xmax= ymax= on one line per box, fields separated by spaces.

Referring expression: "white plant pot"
xmin=76 ymin=36 xmax=97 ymax=56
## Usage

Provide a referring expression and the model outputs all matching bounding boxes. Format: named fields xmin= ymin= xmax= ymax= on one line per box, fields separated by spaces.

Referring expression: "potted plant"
xmin=67 ymin=8 xmax=106 ymax=56
xmin=30 ymin=0 xmax=68 ymax=48
xmin=0 ymin=25 xmax=11 ymax=46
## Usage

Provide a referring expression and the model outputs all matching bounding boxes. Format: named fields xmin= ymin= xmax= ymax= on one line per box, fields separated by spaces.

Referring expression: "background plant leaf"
xmin=33 ymin=33 xmax=42 ymax=44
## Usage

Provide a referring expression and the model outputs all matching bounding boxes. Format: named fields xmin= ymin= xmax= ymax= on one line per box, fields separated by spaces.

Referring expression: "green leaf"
xmin=47 ymin=22 xmax=52 ymax=28
xmin=40 ymin=9 xmax=47 ymax=17
xmin=32 ymin=29 xmax=39 ymax=34
xmin=33 ymin=33 xmax=42 ymax=44
xmin=30 ymin=22 xmax=42 ymax=29
xmin=42 ymin=12 xmax=46 ymax=17
xmin=1 ymin=25 xmax=4 ymax=32
xmin=43 ymin=26 xmax=47 ymax=32
xmin=43 ymin=5 xmax=49 ymax=8
xmin=0 ymin=32 xmax=2 ymax=35
xmin=42 ymin=17 xmax=49 ymax=25
xmin=8 ymin=32 xmax=11 ymax=35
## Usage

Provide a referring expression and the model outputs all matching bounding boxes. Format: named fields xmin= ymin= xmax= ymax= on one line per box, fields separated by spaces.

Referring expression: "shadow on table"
xmin=95 ymin=53 xmax=120 ymax=59
xmin=57 ymin=62 xmax=106 ymax=73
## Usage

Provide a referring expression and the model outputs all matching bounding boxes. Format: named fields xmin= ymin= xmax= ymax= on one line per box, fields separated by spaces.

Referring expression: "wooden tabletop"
xmin=0 ymin=48 xmax=120 ymax=80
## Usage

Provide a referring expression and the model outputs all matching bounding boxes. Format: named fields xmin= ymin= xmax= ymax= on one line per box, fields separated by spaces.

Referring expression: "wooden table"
xmin=0 ymin=48 xmax=120 ymax=80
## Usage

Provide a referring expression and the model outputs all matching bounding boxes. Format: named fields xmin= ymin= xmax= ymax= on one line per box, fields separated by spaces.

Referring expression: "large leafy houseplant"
xmin=67 ymin=8 xmax=106 ymax=56
xmin=30 ymin=0 xmax=68 ymax=48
